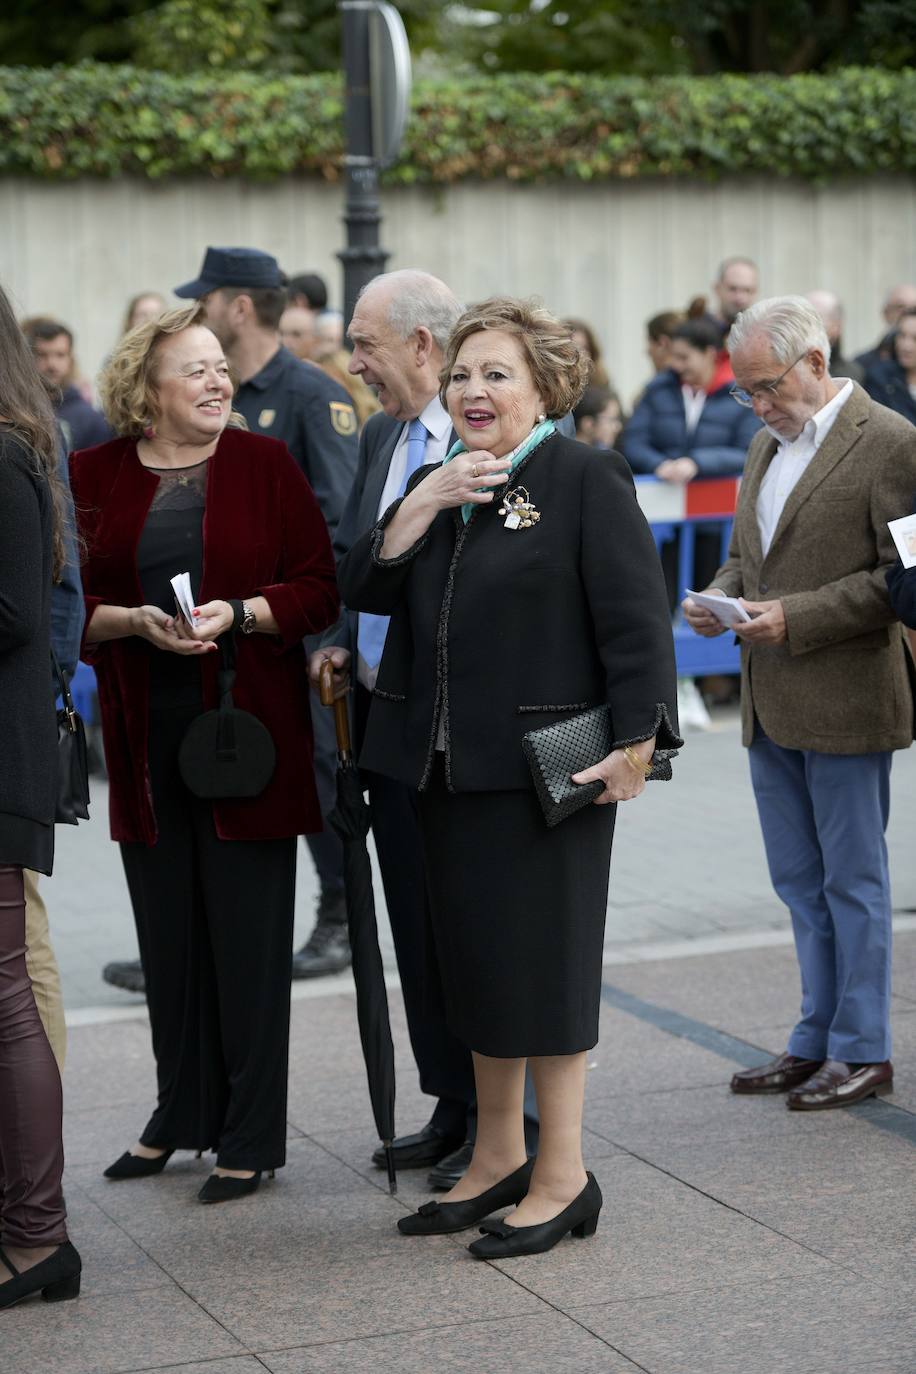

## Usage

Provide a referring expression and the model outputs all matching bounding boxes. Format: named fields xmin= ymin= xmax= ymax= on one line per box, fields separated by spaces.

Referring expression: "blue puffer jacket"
xmin=622 ymin=368 xmax=761 ymax=477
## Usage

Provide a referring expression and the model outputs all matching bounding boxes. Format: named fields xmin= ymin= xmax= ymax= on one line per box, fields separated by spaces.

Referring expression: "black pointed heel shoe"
xmin=197 ymin=1169 xmax=275 ymax=1204
xmin=103 ymin=1148 xmax=174 ymax=1180
xmin=0 ymin=1242 xmax=82 ymax=1309
xmin=397 ymin=1159 xmax=534 ymax=1236
xmin=468 ymin=1172 xmax=602 ymax=1259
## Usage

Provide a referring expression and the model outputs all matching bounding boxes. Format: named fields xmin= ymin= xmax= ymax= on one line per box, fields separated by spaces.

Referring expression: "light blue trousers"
xmin=748 ymin=725 xmax=893 ymax=1064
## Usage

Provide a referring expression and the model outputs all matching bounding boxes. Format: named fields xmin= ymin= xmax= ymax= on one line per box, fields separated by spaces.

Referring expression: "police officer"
xmin=175 ymin=247 xmax=359 ymax=977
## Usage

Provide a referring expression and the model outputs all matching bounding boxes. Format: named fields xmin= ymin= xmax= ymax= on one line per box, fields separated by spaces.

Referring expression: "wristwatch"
xmin=239 ymin=600 xmax=257 ymax=635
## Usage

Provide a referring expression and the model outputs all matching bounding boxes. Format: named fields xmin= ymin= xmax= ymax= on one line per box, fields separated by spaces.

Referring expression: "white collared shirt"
xmin=681 ymin=384 xmax=706 ymax=435
xmin=756 ymin=380 xmax=853 ymax=556
xmin=374 ymin=394 xmax=452 ymax=521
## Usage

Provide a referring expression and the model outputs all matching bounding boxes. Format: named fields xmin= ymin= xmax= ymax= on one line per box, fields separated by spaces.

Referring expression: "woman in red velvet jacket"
xmin=70 ymin=303 xmax=338 ymax=1204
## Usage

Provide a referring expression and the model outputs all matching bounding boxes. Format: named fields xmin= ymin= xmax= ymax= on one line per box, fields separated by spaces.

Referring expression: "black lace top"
xmin=136 ymin=459 xmax=208 ymax=708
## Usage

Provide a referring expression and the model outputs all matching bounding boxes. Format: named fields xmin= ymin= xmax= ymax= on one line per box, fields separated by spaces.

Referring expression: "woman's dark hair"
xmin=573 ymin=385 xmax=620 ymax=427
xmin=671 ymin=317 xmax=725 ymax=352
xmin=647 ymin=311 xmax=684 ymax=342
xmin=1 ymin=285 xmax=66 ymax=580
xmin=287 ymin=273 xmax=328 ymax=311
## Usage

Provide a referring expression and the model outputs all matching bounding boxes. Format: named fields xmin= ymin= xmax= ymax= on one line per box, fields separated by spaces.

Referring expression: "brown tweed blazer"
xmin=712 ymin=382 xmax=916 ymax=753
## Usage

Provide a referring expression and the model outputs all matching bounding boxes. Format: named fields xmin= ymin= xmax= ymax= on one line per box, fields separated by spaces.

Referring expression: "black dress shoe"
xmin=372 ymin=1123 xmax=463 ymax=1171
xmin=291 ymin=900 xmax=351 ymax=979
xmin=468 ymin=1173 xmax=602 ymax=1259
xmin=0 ymin=1242 xmax=82 ymax=1308
xmin=787 ymin=1059 xmax=893 ymax=1110
xmin=198 ymin=1170 xmax=273 ymax=1204
xmin=398 ymin=1160 xmax=534 ymax=1236
xmin=104 ymin=1148 xmax=174 ymax=1180
xmin=101 ymin=959 xmax=146 ymax=994
xmin=428 ymin=1139 xmax=474 ymax=1189
xmin=730 ymin=1053 xmax=823 ymax=1094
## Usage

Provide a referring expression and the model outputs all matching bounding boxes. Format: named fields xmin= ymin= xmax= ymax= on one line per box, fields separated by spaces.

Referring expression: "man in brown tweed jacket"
xmin=685 ymin=295 xmax=916 ymax=1111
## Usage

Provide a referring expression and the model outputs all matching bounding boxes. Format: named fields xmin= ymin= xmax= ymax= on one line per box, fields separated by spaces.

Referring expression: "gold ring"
xmin=471 ymin=463 xmax=479 ymax=479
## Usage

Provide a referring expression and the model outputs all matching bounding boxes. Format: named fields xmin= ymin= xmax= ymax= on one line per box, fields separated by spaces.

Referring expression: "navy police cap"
xmin=173 ymin=247 xmax=284 ymax=299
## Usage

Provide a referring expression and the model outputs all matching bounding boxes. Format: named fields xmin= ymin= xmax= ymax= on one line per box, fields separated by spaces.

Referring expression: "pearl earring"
xmin=537 ymin=412 xmax=546 ymax=423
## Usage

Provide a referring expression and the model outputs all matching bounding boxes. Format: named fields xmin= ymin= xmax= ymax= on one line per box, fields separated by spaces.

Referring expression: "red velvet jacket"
xmin=70 ymin=430 xmax=339 ymax=844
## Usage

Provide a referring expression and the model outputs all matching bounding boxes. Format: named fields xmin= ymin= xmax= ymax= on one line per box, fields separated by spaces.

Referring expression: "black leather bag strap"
xmin=51 ymin=648 xmax=78 ymax=732
xmin=216 ymin=632 xmax=239 ymax=761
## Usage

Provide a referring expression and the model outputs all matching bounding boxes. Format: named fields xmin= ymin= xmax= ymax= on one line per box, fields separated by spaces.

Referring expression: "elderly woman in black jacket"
xmin=339 ymin=298 xmax=680 ymax=1260
xmin=0 ymin=282 xmax=81 ymax=1307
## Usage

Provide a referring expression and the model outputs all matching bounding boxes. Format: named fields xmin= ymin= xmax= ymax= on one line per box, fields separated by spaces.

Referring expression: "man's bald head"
xmin=805 ymin=289 xmax=843 ymax=346
xmin=884 ymin=284 xmax=916 ymax=327
xmin=348 ymin=270 xmax=464 ymax=421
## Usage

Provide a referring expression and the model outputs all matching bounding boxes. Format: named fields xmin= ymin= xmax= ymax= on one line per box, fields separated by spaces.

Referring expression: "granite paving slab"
xmin=482 ymin=1153 xmax=838 ymax=1309
xmin=0 ymin=1285 xmax=244 ymax=1374
xmin=570 ymin=1272 xmax=916 ymax=1374
xmin=259 ymin=1311 xmax=642 ymax=1373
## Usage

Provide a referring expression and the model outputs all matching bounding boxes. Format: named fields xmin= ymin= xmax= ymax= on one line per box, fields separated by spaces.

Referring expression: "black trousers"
xmin=120 ymin=706 xmax=296 ymax=1172
xmin=366 ymin=767 xmax=475 ymax=1138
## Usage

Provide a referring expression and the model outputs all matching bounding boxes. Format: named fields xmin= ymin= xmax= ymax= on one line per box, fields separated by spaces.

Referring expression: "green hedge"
xmin=0 ymin=64 xmax=913 ymax=182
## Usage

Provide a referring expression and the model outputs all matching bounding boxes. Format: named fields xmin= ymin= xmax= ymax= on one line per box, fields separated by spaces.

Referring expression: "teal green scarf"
xmin=442 ymin=419 xmax=556 ymax=524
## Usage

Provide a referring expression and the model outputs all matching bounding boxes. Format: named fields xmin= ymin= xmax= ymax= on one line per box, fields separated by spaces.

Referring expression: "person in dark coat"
xmin=71 ymin=302 xmax=338 ymax=1204
xmin=0 ymin=281 xmax=82 ymax=1307
xmin=21 ymin=317 xmax=113 ymax=450
xmin=863 ymin=308 xmax=916 ymax=427
xmin=622 ymin=316 xmax=761 ymax=481
xmin=338 ymin=297 xmax=681 ymax=1260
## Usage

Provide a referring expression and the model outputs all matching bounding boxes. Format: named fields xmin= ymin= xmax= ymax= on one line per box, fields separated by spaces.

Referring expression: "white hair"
xmin=359 ymin=270 xmax=463 ymax=351
xmin=729 ymin=295 xmax=831 ymax=367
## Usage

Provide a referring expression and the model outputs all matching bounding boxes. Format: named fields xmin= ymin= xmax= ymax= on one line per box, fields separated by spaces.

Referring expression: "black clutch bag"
xmin=53 ymin=651 xmax=91 ymax=825
xmin=178 ymin=636 xmax=276 ymax=800
xmin=522 ymin=705 xmax=612 ymax=828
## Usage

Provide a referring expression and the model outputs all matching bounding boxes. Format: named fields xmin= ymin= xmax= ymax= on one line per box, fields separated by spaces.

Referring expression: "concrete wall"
xmin=1 ymin=173 xmax=914 ymax=405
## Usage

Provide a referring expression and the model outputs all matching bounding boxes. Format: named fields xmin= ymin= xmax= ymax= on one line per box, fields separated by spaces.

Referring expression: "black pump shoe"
xmin=103 ymin=1148 xmax=174 ymax=1180
xmin=468 ymin=1173 xmax=602 ymax=1259
xmin=197 ymin=1170 xmax=274 ymax=1204
xmin=0 ymin=1242 xmax=82 ymax=1309
xmin=397 ymin=1159 xmax=534 ymax=1236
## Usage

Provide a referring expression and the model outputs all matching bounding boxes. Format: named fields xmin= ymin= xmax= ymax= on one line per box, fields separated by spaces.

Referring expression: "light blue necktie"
xmin=357 ymin=418 xmax=430 ymax=673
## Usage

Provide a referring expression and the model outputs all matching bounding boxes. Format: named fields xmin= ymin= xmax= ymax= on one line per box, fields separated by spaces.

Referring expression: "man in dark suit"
xmin=685 ymin=295 xmax=916 ymax=1110
xmin=310 ymin=269 xmax=537 ymax=1186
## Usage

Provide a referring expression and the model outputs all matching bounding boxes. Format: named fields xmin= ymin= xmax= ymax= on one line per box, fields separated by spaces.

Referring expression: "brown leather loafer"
xmin=787 ymin=1059 xmax=893 ymax=1111
xmin=730 ymin=1053 xmax=823 ymax=1095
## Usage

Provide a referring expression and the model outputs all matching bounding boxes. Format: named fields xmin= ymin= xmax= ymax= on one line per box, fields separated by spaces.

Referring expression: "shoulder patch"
xmin=329 ymin=400 xmax=357 ymax=436
xmin=258 ymin=408 xmax=276 ymax=429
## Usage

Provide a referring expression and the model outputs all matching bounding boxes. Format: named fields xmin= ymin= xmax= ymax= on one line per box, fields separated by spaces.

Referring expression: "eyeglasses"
xmin=730 ymin=353 xmax=808 ymax=408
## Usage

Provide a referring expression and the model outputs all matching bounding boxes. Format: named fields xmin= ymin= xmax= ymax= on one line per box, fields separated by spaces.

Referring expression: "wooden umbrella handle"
xmin=318 ymin=658 xmax=352 ymax=755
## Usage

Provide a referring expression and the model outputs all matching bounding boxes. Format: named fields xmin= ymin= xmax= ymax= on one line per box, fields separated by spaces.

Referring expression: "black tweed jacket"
xmin=338 ymin=431 xmax=681 ymax=793
xmin=0 ymin=432 xmax=56 ymax=829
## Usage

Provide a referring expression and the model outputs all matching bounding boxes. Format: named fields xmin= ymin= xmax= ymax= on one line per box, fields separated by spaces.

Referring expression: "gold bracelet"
xmin=623 ymin=745 xmax=653 ymax=778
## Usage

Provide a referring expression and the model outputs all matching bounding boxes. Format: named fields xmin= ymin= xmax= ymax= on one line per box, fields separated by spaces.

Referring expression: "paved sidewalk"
xmin=4 ymin=935 xmax=915 ymax=1374
xmin=5 ymin=710 xmax=914 ymax=1372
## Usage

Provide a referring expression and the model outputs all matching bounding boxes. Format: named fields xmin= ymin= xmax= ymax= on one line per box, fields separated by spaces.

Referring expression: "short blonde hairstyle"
xmin=98 ymin=301 xmax=245 ymax=437
xmin=440 ymin=297 xmax=589 ymax=419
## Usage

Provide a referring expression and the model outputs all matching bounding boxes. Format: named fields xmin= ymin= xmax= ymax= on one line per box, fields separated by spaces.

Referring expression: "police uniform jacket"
xmin=337 ymin=431 xmax=681 ymax=793
xmin=234 ymin=346 xmax=358 ymax=540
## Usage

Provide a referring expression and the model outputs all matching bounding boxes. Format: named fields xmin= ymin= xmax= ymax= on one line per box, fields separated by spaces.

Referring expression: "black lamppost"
xmin=338 ymin=1 xmax=411 ymax=330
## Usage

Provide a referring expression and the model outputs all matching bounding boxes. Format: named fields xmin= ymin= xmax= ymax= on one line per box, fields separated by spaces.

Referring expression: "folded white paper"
xmin=169 ymin=571 xmax=197 ymax=625
xmin=685 ymin=588 xmax=752 ymax=628
xmin=888 ymin=513 xmax=916 ymax=570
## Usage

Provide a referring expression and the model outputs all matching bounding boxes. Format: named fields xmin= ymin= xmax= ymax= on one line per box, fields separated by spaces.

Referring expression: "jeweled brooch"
xmin=498 ymin=486 xmax=541 ymax=530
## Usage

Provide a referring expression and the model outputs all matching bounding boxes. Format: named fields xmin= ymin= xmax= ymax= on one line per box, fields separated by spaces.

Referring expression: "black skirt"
xmin=0 ymin=811 xmax=54 ymax=876
xmin=417 ymin=760 xmax=616 ymax=1057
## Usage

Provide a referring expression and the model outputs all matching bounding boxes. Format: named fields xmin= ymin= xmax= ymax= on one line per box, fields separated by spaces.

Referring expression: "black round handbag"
xmin=178 ymin=635 xmax=276 ymax=800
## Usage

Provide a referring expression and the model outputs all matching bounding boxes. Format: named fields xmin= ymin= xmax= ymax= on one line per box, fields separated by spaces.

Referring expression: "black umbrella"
xmin=319 ymin=661 xmax=397 ymax=1193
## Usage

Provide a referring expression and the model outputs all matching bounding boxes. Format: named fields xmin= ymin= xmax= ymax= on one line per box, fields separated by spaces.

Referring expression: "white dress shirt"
xmin=374 ymin=394 xmax=453 ymax=521
xmin=756 ymin=380 xmax=853 ymax=557
xmin=681 ymin=384 xmax=707 ymax=435
xmin=356 ymin=395 xmax=453 ymax=691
